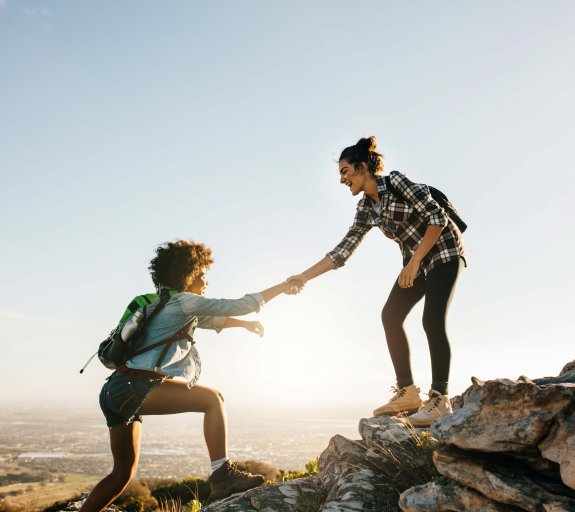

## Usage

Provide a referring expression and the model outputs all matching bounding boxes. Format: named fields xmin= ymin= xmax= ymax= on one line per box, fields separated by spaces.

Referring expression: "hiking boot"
xmin=407 ymin=390 xmax=452 ymax=427
xmin=373 ymin=384 xmax=423 ymax=416
xmin=209 ymin=460 xmax=265 ymax=500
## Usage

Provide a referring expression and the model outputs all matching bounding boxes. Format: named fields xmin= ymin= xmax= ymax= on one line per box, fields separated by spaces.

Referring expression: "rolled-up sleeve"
xmin=179 ymin=292 xmax=265 ymax=318
xmin=326 ymin=202 xmax=371 ymax=268
xmin=390 ymin=171 xmax=448 ymax=227
xmin=196 ymin=316 xmax=226 ymax=333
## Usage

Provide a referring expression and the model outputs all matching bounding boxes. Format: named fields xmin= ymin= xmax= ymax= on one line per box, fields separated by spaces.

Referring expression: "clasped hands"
xmin=283 ymin=274 xmax=307 ymax=295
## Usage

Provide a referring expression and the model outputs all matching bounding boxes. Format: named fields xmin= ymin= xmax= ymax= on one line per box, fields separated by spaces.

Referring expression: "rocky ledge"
xmin=61 ymin=361 xmax=575 ymax=511
xmin=400 ymin=361 xmax=575 ymax=512
xmin=207 ymin=361 xmax=575 ymax=512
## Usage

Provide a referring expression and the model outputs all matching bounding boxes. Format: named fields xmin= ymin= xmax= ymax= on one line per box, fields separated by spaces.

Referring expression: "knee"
xmin=208 ymin=388 xmax=225 ymax=409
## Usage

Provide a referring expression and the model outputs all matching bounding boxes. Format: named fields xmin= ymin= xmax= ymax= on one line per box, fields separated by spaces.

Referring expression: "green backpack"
xmin=80 ymin=289 xmax=192 ymax=373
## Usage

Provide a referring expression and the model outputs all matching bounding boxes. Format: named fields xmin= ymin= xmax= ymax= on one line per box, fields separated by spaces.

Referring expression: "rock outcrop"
xmin=203 ymin=476 xmax=323 ymax=512
xmin=209 ymin=361 xmax=575 ymax=512
xmin=400 ymin=476 xmax=524 ymax=512
xmin=204 ymin=416 xmax=438 ymax=511
xmin=400 ymin=361 xmax=575 ymax=512
xmin=60 ymin=361 xmax=575 ymax=511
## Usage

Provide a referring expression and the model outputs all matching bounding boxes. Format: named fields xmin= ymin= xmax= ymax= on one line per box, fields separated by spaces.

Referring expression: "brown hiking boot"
xmin=373 ymin=384 xmax=423 ymax=416
xmin=209 ymin=460 xmax=265 ymax=500
xmin=407 ymin=390 xmax=453 ymax=427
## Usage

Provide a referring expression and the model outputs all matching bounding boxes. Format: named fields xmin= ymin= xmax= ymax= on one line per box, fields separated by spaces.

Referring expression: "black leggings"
xmin=381 ymin=258 xmax=463 ymax=395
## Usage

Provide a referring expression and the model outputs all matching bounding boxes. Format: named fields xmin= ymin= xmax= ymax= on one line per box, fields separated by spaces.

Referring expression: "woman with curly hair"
xmin=81 ymin=240 xmax=295 ymax=511
xmin=287 ymin=136 xmax=465 ymax=427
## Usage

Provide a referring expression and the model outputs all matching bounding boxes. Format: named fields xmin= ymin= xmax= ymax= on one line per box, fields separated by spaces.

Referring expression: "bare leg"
xmin=139 ymin=381 xmax=227 ymax=461
xmin=79 ymin=422 xmax=141 ymax=512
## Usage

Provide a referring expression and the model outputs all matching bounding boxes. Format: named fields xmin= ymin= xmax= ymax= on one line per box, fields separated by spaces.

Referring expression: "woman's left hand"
xmin=398 ymin=259 xmax=420 ymax=288
xmin=244 ymin=321 xmax=264 ymax=337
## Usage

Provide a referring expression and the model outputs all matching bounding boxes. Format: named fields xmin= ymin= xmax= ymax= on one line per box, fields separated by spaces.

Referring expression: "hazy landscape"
xmin=0 ymin=405 xmax=361 ymax=510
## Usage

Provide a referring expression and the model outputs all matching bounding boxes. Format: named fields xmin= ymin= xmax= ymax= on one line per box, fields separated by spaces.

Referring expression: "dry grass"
xmin=366 ymin=425 xmax=440 ymax=511
xmin=157 ymin=496 xmax=202 ymax=512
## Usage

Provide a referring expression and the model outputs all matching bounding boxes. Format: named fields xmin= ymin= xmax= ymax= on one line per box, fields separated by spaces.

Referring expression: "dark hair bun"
xmin=339 ymin=135 xmax=384 ymax=176
xmin=356 ymin=136 xmax=378 ymax=153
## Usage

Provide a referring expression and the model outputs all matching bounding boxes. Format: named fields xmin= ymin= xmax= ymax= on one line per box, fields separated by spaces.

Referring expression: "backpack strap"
xmin=142 ymin=289 xmax=172 ymax=321
xmin=124 ymin=290 xmax=174 ymax=359
xmin=126 ymin=289 xmax=196 ymax=372
xmin=384 ymin=175 xmax=401 ymax=199
xmin=385 ymin=175 xmax=467 ymax=233
xmin=152 ymin=324 xmax=195 ymax=372
xmin=130 ymin=320 xmax=195 ymax=370
xmin=126 ymin=295 xmax=150 ymax=314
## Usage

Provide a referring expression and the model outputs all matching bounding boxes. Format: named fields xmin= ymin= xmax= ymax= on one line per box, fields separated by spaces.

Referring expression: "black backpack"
xmin=384 ymin=175 xmax=467 ymax=233
xmin=80 ymin=289 xmax=193 ymax=373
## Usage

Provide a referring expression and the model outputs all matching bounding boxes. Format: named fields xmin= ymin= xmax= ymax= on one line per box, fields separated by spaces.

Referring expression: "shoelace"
xmin=421 ymin=394 xmax=442 ymax=412
xmin=389 ymin=386 xmax=406 ymax=402
xmin=228 ymin=462 xmax=251 ymax=476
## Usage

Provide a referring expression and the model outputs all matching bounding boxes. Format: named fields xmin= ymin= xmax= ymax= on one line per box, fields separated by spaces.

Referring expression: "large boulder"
xmin=431 ymin=376 xmax=575 ymax=454
xmin=433 ymin=445 xmax=575 ymax=511
xmin=401 ymin=361 xmax=575 ymax=511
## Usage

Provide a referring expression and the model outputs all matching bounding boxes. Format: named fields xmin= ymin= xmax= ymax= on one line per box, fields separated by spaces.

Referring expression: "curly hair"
xmin=148 ymin=240 xmax=214 ymax=291
xmin=339 ymin=136 xmax=384 ymax=176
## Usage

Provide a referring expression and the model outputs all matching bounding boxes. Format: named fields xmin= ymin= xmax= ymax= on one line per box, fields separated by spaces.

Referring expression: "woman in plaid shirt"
xmin=287 ymin=136 xmax=465 ymax=427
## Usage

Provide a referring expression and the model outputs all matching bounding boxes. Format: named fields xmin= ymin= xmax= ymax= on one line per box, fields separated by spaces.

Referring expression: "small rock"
xmin=399 ymin=476 xmax=523 ymax=511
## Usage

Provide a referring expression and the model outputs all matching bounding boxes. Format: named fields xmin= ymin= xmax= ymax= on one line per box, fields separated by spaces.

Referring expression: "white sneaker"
xmin=407 ymin=390 xmax=452 ymax=427
xmin=373 ymin=384 xmax=423 ymax=416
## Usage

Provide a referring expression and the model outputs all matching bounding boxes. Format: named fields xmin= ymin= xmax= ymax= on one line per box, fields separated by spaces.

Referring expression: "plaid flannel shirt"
xmin=327 ymin=171 xmax=465 ymax=275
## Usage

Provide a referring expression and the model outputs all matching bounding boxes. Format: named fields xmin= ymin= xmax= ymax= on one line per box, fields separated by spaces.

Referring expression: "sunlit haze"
xmin=1 ymin=1 xmax=574 ymax=415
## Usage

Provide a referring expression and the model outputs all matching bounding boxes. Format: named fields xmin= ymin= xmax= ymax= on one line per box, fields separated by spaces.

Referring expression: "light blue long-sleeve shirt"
xmin=126 ymin=292 xmax=264 ymax=384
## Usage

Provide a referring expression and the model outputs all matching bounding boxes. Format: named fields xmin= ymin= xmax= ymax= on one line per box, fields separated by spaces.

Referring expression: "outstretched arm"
xmin=215 ymin=280 xmax=298 ymax=337
xmin=258 ymin=281 xmax=295 ymax=303
xmin=287 ymin=202 xmax=371 ymax=291
xmin=223 ymin=317 xmax=264 ymax=337
xmin=180 ymin=280 xmax=297 ymax=319
xmin=286 ymin=255 xmax=337 ymax=289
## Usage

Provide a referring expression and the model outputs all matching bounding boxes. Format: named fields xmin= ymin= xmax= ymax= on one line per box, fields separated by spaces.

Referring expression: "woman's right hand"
xmin=285 ymin=275 xmax=307 ymax=294
xmin=259 ymin=279 xmax=302 ymax=302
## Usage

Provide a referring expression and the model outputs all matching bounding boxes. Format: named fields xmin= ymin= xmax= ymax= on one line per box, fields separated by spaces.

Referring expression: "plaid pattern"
xmin=327 ymin=171 xmax=465 ymax=275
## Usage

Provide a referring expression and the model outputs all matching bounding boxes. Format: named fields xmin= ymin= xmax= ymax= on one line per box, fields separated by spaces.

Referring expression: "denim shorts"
xmin=99 ymin=371 xmax=164 ymax=428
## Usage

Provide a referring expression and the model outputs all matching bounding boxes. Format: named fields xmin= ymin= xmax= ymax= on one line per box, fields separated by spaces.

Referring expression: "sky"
xmin=1 ymin=1 xmax=574 ymax=414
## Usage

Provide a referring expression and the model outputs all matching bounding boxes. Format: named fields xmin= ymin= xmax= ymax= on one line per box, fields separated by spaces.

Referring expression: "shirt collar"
xmin=362 ymin=175 xmax=387 ymax=206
